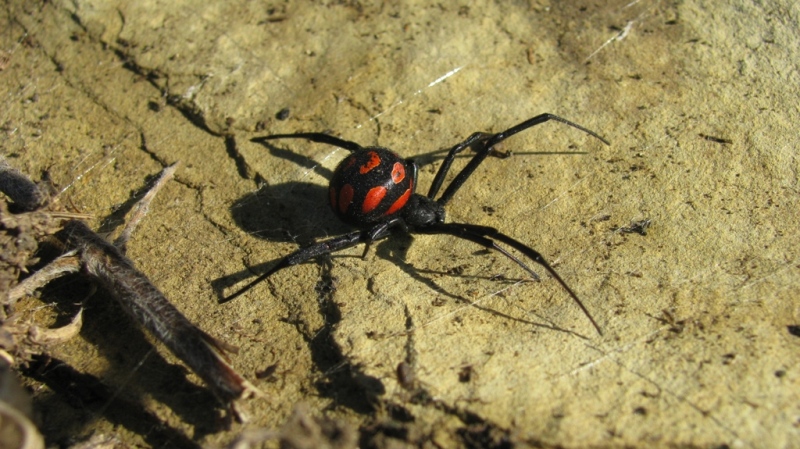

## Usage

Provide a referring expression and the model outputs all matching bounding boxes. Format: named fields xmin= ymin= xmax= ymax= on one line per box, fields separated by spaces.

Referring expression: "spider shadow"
xmin=218 ymin=181 xmax=587 ymax=339
xmin=211 ymin=180 xmax=353 ymax=294
xmin=217 ymin=139 xmax=592 ymax=338
xmin=214 ymin=180 xmax=464 ymax=302
xmin=213 ymin=136 xmax=476 ymax=298
xmin=372 ymin=240 xmax=593 ymax=340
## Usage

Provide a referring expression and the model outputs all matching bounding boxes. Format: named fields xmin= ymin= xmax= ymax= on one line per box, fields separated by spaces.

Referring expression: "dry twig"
xmin=1 ymin=159 xmax=258 ymax=421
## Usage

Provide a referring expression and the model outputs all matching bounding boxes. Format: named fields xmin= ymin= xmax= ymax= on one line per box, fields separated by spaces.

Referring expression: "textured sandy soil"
xmin=1 ymin=1 xmax=798 ymax=448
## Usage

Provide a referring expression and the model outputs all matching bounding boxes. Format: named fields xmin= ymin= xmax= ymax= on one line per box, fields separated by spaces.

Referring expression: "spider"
xmin=221 ymin=113 xmax=609 ymax=335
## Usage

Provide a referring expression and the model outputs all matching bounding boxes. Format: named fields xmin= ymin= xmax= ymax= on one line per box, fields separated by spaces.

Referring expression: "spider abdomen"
xmin=328 ymin=147 xmax=416 ymax=227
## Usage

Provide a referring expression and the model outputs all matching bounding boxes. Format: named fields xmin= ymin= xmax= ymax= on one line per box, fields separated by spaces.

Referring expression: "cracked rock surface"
xmin=1 ymin=1 xmax=799 ymax=448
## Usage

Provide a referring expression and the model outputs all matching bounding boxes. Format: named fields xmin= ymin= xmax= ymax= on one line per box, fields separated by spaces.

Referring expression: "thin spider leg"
xmin=361 ymin=217 xmax=410 ymax=258
xmin=491 ymin=114 xmax=610 ymax=148
xmin=421 ymin=222 xmax=603 ymax=335
xmin=252 ymin=133 xmax=365 ymax=153
xmin=436 ymin=113 xmax=610 ymax=206
xmin=220 ymin=230 xmax=367 ymax=304
xmin=418 ymin=223 xmax=541 ymax=280
xmin=427 ymin=132 xmax=491 ymax=199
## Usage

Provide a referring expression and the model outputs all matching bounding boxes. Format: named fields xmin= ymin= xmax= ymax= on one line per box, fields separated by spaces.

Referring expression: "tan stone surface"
xmin=1 ymin=0 xmax=798 ymax=447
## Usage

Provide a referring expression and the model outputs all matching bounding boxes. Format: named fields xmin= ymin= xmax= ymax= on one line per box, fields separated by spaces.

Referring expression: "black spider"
xmin=222 ymin=113 xmax=609 ymax=335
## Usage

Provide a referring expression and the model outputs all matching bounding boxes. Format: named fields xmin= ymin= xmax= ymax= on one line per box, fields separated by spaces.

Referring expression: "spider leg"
xmin=427 ymin=132 xmax=492 ymax=199
xmin=252 ymin=133 xmax=365 ymax=153
xmin=436 ymin=113 xmax=610 ymax=206
xmin=360 ymin=217 xmax=409 ymax=259
xmin=418 ymin=222 xmax=602 ymax=335
xmin=220 ymin=230 xmax=366 ymax=304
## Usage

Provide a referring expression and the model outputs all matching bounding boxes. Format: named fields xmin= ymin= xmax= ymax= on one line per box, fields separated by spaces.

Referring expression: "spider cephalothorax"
xmin=222 ymin=113 xmax=609 ymax=335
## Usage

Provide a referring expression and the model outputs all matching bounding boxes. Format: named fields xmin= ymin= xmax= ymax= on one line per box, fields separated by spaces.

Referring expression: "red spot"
xmin=391 ymin=162 xmax=405 ymax=184
xmin=360 ymin=151 xmax=381 ymax=174
xmin=386 ymin=188 xmax=412 ymax=215
xmin=338 ymin=184 xmax=354 ymax=214
xmin=362 ymin=186 xmax=387 ymax=213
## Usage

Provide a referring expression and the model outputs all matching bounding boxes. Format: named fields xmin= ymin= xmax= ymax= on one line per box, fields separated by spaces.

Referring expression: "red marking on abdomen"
xmin=338 ymin=184 xmax=354 ymax=214
xmin=391 ymin=162 xmax=405 ymax=184
xmin=360 ymin=151 xmax=381 ymax=174
xmin=362 ymin=186 xmax=387 ymax=213
xmin=386 ymin=188 xmax=412 ymax=215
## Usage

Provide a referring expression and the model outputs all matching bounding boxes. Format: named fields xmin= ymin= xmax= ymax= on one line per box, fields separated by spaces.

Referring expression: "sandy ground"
xmin=1 ymin=0 xmax=798 ymax=448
